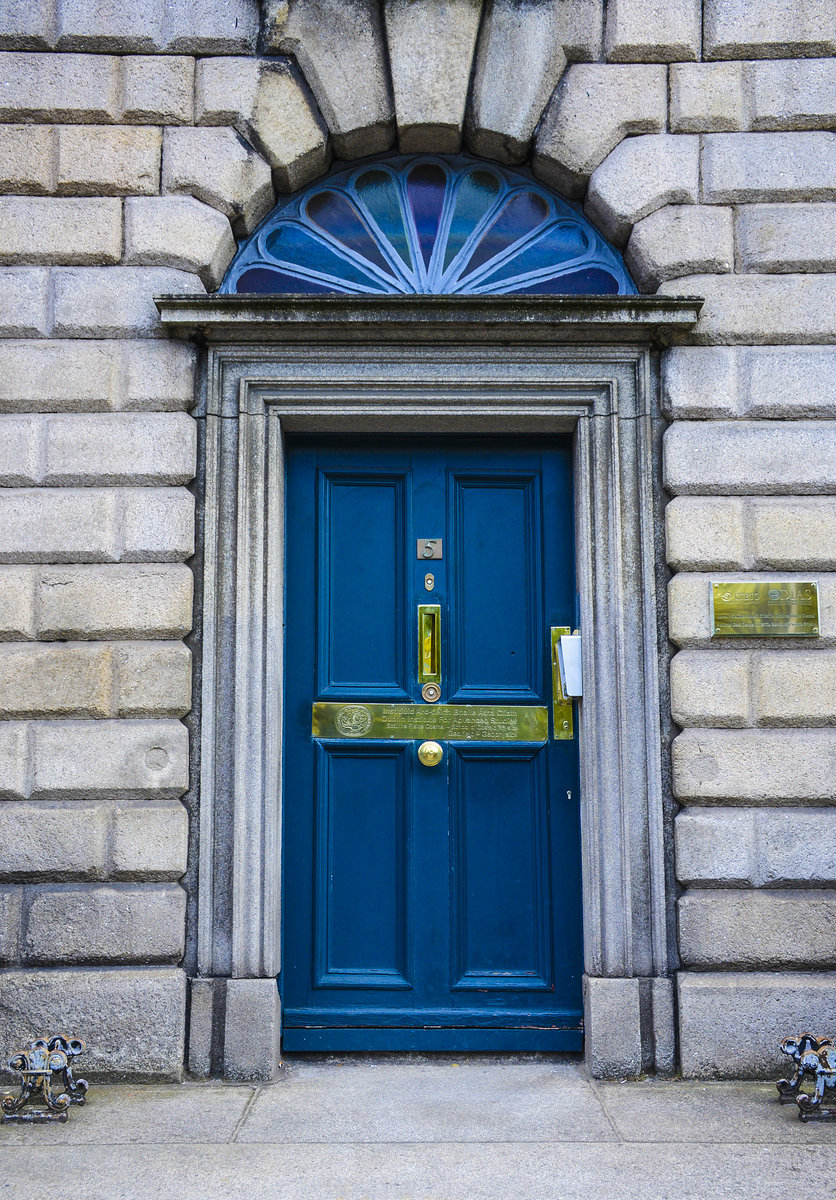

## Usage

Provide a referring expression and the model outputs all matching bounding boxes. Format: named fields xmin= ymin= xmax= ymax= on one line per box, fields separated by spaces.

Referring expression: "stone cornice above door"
xmin=155 ymin=294 xmax=701 ymax=345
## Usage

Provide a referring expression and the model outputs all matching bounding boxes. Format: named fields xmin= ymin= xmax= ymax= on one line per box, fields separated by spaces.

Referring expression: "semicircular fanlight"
xmin=221 ymin=154 xmax=636 ymax=297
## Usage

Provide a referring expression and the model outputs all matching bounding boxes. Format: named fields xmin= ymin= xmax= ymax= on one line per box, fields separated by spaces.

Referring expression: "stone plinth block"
xmin=586 ymin=135 xmax=699 ymax=246
xmin=272 ymin=0 xmax=394 ymax=159
xmin=659 ymin=274 xmax=836 ymax=345
xmin=30 ymin=718 xmax=189 ymax=800
xmin=162 ymin=127 xmax=274 ymax=237
xmin=584 ymin=976 xmax=642 ymax=1079
xmin=670 ymin=62 xmax=745 ymax=133
xmin=676 ymin=806 xmax=836 ymax=888
xmin=627 ymin=205 xmax=733 ymax=290
xmin=466 ymin=0 xmax=601 ymax=164
xmin=703 ymin=0 xmax=836 ymax=60
xmin=21 ymin=883 xmax=186 ymax=964
xmin=605 ymin=0 xmax=700 ymax=63
xmin=34 ymin=564 xmax=193 ymax=640
xmin=223 ymin=978 xmax=282 ymax=1082
xmin=251 ymin=62 xmax=331 ymax=193
xmin=0 ymin=52 xmax=119 ymax=122
xmin=0 ymin=339 xmax=196 ymax=414
xmin=665 ymin=420 xmax=836 ymax=496
xmin=0 ymin=967 xmax=186 ymax=1081
xmin=533 ymin=63 xmax=666 ymax=197
xmin=737 ymin=203 xmax=836 ymax=273
xmin=701 ymin=132 xmax=836 ymax=204
xmin=385 ymin=0 xmax=481 ymax=153
xmin=673 ymin=728 xmax=836 ymax=803
xmin=125 ymin=197 xmax=236 ymax=290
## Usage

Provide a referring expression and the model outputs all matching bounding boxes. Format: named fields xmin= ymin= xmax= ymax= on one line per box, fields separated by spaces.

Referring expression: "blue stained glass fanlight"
xmin=221 ymin=154 xmax=636 ymax=297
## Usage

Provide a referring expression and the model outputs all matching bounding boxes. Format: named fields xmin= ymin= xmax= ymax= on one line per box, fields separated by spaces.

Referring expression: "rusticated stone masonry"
xmin=0 ymin=0 xmax=835 ymax=1081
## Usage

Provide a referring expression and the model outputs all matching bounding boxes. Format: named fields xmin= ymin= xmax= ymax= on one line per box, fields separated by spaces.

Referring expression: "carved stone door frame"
xmin=158 ymin=295 xmax=700 ymax=1080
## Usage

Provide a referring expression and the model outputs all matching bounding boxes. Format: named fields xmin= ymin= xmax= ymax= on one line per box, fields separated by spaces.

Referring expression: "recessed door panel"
xmin=284 ymin=437 xmax=582 ymax=1051
xmin=450 ymin=746 xmax=551 ymax=991
xmin=314 ymin=743 xmax=411 ymax=989
xmin=317 ymin=473 xmax=409 ymax=699
xmin=450 ymin=473 xmax=542 ymax=701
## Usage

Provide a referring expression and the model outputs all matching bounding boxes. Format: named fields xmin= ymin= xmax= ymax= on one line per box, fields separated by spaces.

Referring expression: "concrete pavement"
xmin=1 ymin=1055 xmax=834 ymax=1199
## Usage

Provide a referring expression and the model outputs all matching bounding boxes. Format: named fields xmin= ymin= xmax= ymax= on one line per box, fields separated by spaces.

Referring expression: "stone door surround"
xmin=158 ymin=293 xmax=700 ymax=1080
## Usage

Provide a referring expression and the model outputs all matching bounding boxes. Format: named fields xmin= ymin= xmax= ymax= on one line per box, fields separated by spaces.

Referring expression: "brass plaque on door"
xmin=312 ymin=702 xmax=548 ymax=742
xmin=711 ymin=581 xmax=819 ymax=637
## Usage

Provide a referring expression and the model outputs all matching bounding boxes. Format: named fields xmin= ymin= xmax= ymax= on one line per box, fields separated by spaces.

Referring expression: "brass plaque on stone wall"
xmin=711 ymin=581 xmax=820 ymax=637
xmin=312 ymin=702 xmax=548 ymax=742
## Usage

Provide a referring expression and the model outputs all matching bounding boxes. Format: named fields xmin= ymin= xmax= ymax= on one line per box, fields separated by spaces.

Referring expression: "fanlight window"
xmin=221 ymin=154 xmax=636 ymax=297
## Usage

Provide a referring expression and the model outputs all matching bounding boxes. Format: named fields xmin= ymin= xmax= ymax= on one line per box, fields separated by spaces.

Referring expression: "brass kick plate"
xmin=312 ymin=702 xmax=548 ymax=743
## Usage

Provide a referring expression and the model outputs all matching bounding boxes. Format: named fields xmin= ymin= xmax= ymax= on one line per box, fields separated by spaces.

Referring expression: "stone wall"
xmin=0 ymin=0 xmax=835 ymax=1079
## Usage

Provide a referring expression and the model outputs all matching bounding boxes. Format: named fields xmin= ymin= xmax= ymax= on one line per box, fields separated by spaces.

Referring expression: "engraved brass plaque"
xmin=711 ymin=581 xmax=820 ymax=637
xmin=312 ymin=702 xmax=548 ymax=742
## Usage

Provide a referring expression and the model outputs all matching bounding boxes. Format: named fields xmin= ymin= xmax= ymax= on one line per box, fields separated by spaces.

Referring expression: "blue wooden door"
xmin=283 ymin=438 xmax=582 ymax=1050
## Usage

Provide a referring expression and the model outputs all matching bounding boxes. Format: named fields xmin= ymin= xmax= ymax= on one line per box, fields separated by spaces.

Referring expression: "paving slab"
xmin=237 ymin=1056 xmax=615 ymax=1144
xmin=594 ymin=1077 xmax=836 ymax=1145
xmin=1 ymin=1141 xmax=834 ymax=1200
xmin=0 ymin=1082 xmax=254 ymax=1146
xmin=1 ymin=1056 xmax=834 ymax=1200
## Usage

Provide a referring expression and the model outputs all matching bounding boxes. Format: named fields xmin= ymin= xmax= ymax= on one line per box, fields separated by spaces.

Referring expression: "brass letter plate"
xmin=312 ymin=702 xmax=548 ymax=743
xmin=711 ymin=581 xmax=820 ymax=637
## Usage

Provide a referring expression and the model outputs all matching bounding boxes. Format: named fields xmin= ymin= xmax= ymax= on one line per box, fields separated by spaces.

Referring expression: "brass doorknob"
xmin=417 ymin=741 xmax=443 ymax=767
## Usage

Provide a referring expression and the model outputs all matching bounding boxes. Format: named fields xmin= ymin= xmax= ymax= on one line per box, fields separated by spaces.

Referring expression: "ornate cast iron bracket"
xmin=2 ymin=1035 xmax=88 ymax=1123
xmin=777 ymin=1033 xmax=836 ymax=1122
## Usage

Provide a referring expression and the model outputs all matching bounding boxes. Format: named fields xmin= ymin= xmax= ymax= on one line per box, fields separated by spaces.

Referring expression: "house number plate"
xmin=417 ymin=539 xmax=442 ymax=560
xmin=312 ymin=702 xmax=548 ymax=742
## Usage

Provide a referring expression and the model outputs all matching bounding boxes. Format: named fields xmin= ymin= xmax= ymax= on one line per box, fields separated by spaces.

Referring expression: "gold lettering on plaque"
xmin=711 ymin=581 xmax=819 ymax=637
xmin=312 ymin=702 xmax=548 ymax=743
